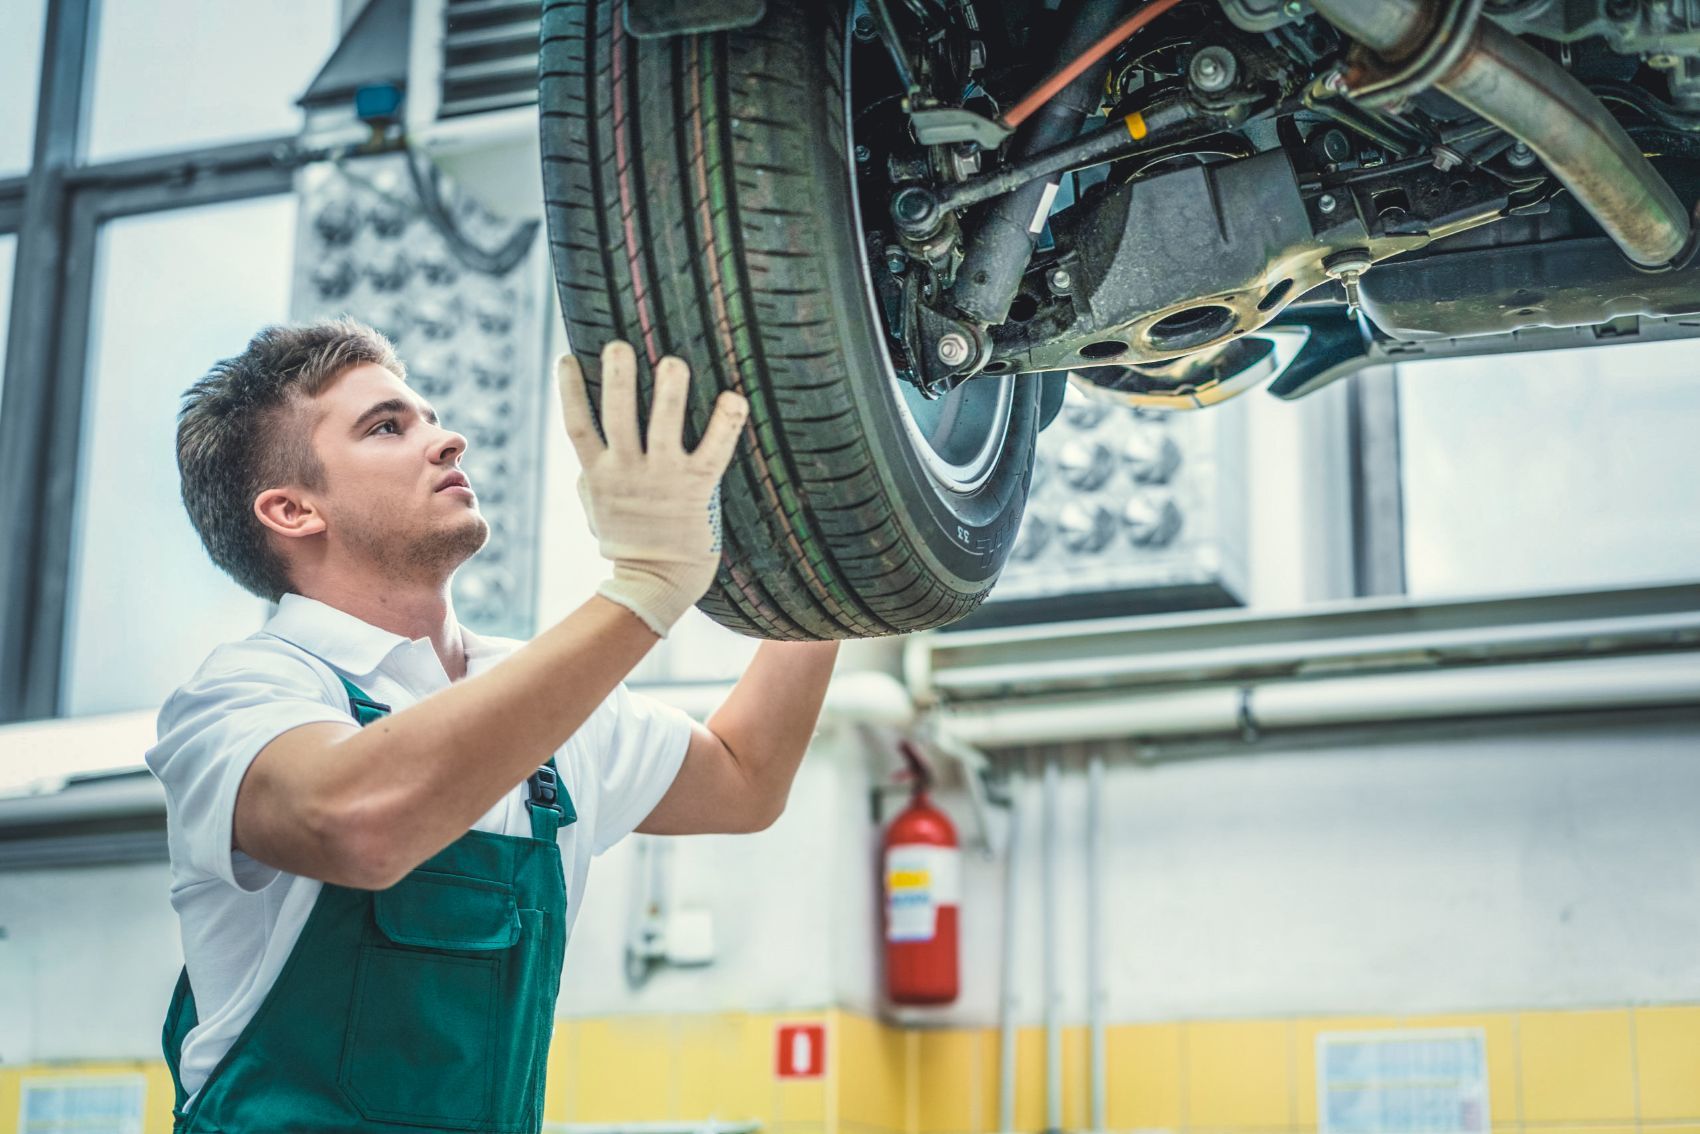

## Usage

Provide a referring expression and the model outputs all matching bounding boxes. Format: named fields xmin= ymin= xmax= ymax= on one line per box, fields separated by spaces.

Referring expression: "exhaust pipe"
xmin=1309 ymin=0 xmax=1693 ymax=268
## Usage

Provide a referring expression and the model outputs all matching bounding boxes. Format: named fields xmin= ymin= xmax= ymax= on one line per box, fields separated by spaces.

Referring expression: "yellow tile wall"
xmin=1107 ymin=1021 xmax=1183 ymax=1130
xmin=1520 ymin=1010 xmax=1637 ymax=1125
xmin=1634 ymin=1006 xmax=1700 ymax=1121
xmin=4 ymin=1005 xmax=1698 ymax=1134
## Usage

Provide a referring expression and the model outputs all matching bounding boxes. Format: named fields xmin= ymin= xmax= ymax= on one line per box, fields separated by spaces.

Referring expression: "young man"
xmin=146 ymin=319 xmax=838 ymax=1133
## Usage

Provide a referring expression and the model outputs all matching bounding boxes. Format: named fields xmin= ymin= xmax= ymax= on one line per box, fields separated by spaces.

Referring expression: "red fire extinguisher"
xmin=882 ymin=740 xmax=960 ymax=1006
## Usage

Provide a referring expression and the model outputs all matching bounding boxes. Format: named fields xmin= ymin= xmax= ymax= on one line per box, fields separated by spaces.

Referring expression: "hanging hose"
xmin=403 ymin=148 xmax=539 ymax=276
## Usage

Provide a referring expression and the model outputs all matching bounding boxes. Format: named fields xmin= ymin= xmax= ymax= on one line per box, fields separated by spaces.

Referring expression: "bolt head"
xmin=1318 ymin=193 xmax=1337 ymax=213
xmin=1048 ymin=267 xmax=1073 ymax=293
xmin=1189 ymin=47 xmax=1237 ymax=94
xmin=1283 ymin=0 xmax=1304 ymax=14
xmin=854 ymin=144 xmax=871 ymax=163
xmin=937 ymin=333 xmax=971 ymax=366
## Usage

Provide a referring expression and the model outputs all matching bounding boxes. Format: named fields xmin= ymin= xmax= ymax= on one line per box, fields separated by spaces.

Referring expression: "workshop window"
xmin=1398 ymin=339 xmax=1700 ymax=597
xmin=82 ymin=0 xmax=338 ymax=163
xmin=0 ymin=0 xmax=47 ymax=176
xmin=0 ymin=232 xmax=16 ymax=414
xmin=59 ymin=196 xmax=295 ymax=716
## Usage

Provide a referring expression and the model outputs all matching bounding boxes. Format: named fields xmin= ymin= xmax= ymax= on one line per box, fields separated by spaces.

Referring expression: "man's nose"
xmin=432 ymin=425 xmax=470 ymax=463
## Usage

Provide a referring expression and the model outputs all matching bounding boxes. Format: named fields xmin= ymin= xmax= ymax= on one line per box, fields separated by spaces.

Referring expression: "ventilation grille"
xmin=440 ymin=0 xmax=540 ymax=119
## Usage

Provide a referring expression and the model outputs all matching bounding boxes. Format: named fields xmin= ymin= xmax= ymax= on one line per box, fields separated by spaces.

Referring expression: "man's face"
xmin=301 ymin=362 xmax=489 ymax=580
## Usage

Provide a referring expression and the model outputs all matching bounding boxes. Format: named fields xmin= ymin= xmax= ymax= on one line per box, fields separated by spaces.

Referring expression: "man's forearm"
xmin=706 ymin=640 xmax=840 ymax=815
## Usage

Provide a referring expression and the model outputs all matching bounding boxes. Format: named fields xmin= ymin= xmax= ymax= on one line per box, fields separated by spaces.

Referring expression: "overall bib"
xmin=162 ymin=676 xmax=574 ymax=1133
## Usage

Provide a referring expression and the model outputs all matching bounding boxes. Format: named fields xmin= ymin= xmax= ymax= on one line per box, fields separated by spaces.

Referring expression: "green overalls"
xmin=162 ymin=676 xmax=575 ymax=1133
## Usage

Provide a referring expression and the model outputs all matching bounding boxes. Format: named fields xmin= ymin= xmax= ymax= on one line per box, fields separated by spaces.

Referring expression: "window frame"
xmin=0 ymin=0 xmax=296 ymax=722
xmin=1347 ymin=366 xmax=1407 ymax=598
xmin=0 ymin=181 xmax=23 ymax=232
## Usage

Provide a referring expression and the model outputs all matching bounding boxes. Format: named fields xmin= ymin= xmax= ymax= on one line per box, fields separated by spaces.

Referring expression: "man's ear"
xmin=254 ymin=487 xmax=327 ymax=540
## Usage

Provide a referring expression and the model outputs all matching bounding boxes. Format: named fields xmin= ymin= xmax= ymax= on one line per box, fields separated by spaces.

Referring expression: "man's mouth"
xmin=435 ymin=471 xmax=473 ymax=494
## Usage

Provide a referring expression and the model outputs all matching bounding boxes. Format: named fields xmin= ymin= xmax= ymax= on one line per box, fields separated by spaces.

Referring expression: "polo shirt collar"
xmin=263 ymin=593 xmax=413 ymax=677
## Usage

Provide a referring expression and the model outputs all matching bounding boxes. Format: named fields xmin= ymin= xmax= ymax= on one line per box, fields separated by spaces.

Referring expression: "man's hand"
xmin=557 ymin=340 xmax=748 ymax=637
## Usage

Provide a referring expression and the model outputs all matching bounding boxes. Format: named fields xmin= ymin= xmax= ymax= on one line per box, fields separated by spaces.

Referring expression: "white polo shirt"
xmin=145 ymin=593 xmax=693 ymax=1106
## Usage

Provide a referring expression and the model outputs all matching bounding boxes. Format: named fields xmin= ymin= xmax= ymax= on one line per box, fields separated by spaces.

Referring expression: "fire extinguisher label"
xmin=885 ymin=845 xmax=961 ymax=942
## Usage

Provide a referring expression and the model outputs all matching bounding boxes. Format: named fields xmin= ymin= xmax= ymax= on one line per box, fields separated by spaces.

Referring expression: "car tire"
xmin=539 ymin=0 xmax=1039 ymax=638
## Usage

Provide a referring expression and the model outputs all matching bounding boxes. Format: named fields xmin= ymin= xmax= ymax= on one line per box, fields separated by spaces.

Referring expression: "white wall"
xmin=557 ymin=723 xmax=874 ymax=1016
xmin=0 ymin=862 xmax=182 ymax=1063
xmin=935 ymin=710 xmax=1700 ymax=1029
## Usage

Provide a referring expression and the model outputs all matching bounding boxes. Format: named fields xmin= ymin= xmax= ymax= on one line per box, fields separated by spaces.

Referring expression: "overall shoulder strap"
xmin=336 ymin=673 xmax=575 ymax=833
xmin=526 ymin=756 xmax=578 ymax=839
xmin=161 ymin=966 xmax=198 ymax=1122
xmin=335 ymin=675 xmax=391 ymax=727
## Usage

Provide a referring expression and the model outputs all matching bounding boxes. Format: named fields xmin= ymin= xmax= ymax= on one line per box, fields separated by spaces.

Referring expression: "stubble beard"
xmin=347 ymin=506 xmax=491 ymax=583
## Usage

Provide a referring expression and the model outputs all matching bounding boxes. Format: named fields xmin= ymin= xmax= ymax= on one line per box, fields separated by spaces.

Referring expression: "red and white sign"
xmin=775 ymin=1023 xmax=826 ymax=1078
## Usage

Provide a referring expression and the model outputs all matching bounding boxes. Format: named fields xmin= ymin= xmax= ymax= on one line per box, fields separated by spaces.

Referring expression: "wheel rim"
xmin=843 ymin=14 xmax=1015 ymax=497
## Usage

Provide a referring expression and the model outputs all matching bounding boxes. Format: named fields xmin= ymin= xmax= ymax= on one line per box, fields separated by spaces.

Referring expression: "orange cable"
xmin=1000 ymin=0 xmax=1189 ymax=130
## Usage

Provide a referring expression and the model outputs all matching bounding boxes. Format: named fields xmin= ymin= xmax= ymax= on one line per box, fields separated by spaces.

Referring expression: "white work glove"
xmin=556 ymin=340 xmax=748 ymax=637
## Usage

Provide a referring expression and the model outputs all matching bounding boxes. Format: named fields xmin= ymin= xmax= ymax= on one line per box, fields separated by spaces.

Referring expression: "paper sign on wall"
xmin=1319 ymin=1028 xmax=1490 ymax=1134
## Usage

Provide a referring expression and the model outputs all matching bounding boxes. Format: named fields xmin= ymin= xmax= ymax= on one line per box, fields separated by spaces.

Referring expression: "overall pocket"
xmin=338 ymin=871 xmax=523 ymax=1129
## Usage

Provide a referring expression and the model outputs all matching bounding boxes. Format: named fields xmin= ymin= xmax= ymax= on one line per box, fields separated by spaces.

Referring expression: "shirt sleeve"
xmin=578 ymin=683 xmax=694 ymax=856
xmin=145 ymin=638 xmax=354 ymax=893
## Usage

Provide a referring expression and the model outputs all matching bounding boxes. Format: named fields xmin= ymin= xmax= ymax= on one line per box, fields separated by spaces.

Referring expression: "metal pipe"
xmin=948 ymin=687 xmax=1242 ymax=747
xmin=1086 ymin=745 xmax=1107 ymax=1134
xmin=1042 ymin=751 xmax=1063 ymax=1134
xmin=923 ymin=608 xmax=1700 ymax=700
xmin=941 ymin=653 xmax=1700 ymax=748
xmin=1308 ymin=0 xmax=1691 ymax=266
xmin=997 ymin=753 xmax=1024 ymax=1134
xmin=0 ymin=774 xmax=163 ymax=828
xmin=1251 ymin=653 xmax=1700 ymax=729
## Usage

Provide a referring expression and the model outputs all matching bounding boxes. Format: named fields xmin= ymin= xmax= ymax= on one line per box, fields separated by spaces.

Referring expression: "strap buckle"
xmin=528 ymin=764 xmax=560 ymax=809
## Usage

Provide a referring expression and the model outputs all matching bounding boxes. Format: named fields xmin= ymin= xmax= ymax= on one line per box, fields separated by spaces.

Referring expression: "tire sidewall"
xmin=809 ymin=2 xmax=1039 ymax=591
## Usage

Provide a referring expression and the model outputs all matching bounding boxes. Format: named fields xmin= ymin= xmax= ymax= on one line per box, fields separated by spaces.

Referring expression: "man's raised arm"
xmin=233 ymin=342 xmax=748 ymax=890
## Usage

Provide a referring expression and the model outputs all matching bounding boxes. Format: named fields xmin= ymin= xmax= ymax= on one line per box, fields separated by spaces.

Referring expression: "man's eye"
xmin=372 ymin=419 xmax=399 ymax=435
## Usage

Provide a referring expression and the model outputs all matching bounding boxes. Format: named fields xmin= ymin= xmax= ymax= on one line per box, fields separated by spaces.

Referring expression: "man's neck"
xmin=301 ymin=578 xmax=469 ymax=682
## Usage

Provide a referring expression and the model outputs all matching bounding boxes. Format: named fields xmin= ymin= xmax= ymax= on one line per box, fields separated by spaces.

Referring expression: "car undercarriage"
xmin=544 ymin=0 xmax=1700 ymax=637
xmin=847 ymin=0 xmax=1700 ymax=408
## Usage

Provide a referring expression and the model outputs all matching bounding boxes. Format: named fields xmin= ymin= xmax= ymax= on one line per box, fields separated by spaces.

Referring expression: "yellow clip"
xmin=1123 ymin=111 xmax=1148 ymax=141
